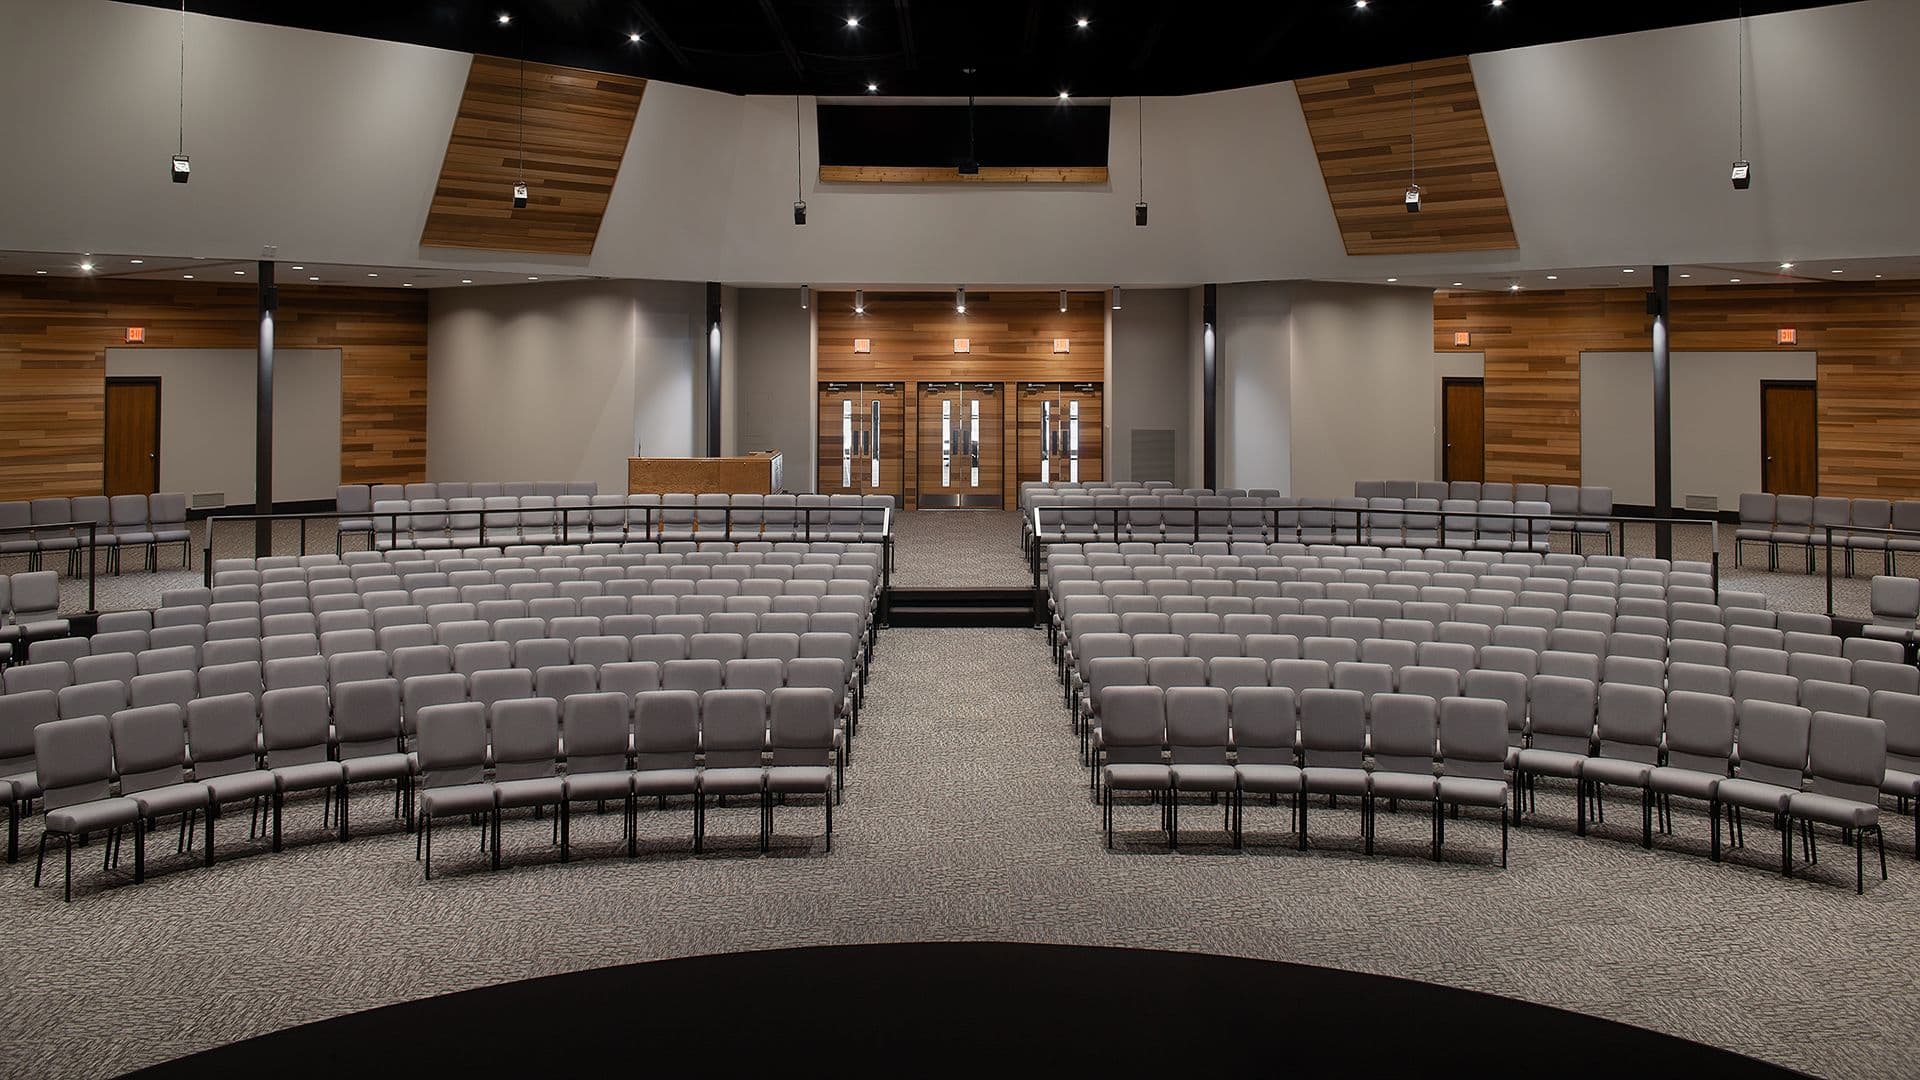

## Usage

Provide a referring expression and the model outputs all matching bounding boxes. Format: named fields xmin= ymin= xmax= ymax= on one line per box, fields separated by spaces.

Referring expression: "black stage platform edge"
xmin=887 ymin=586 xmax=1039 ymax=627
xmin=124 ymin=942 xmax=1802 ymax=1079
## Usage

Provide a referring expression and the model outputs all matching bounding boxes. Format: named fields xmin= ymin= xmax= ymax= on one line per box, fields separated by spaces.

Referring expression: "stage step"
xmin=886 ymin=588 xmax=1039 ymax=628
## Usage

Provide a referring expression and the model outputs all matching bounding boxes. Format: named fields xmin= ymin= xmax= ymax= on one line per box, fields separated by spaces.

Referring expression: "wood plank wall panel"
xmin=1296 ymin=57 xmax=1518 ymax=256
xmin=0 ymin=276 xmax=428 ymax=501
xmin=817 ymin=291 xmax=1106 ymax=507
xmin=421 ymin=57 xmax=646 ymax=256
xmin=1435 ymin=281 xmax=1920 ymax=498
xmin=818 ymin=165 xmax=1109 ymax=184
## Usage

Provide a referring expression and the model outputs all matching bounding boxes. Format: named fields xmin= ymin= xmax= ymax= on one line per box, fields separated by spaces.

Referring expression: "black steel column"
xmin=254 ymin=261 xmax=277 ymax=557
xmin=705 ymin=282 xmax=723 ymax=458
xmin=1651 ymin=264 xmax=1673 ymax=559
xmin=1202 ymin=283 xmax=1218 ymax=489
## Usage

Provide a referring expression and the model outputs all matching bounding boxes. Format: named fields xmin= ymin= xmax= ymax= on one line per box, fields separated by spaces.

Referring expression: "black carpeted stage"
xmin=125 ymin=942 xmax=1799 ymax=1077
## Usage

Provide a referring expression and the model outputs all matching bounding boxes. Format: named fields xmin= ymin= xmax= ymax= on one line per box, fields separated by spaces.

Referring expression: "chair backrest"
xmin=634 ymin=689 xmax=701 ymax=769
xmin=109 ymin=704 xmax=191 ymax=796
xmin=699 ymin=688 xmax=768 ymax=768
xmin=415 ymin=702 xmax=490 ymax=788
xmin=1594 ymin=682 xmax=1663 ymax=763
xmin=768 ymin=686 xmax=837 ymax=765
xmin=490 ymin=698 xmax=562 ymax=780
xmin=1527 ymin=674 xmax=1596 ymax=752
xmin=1734 ymin=699 xmax=1811 ymax=787
xmin=1369 ymin=693 xmax=1437 ymax=775
xmin=1664 ymin=690 xmax=1735 ymax=774
xmin=1298 ymin=687 xmax=1366 ymax=767
xmin=333 ymin=677 xmax=404 ymax=755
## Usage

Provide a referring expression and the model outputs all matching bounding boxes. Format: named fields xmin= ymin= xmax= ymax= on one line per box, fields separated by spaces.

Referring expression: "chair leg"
xmin=133 ymin=817 xmax=146 ymax=884
xmin=423 ymin=814 xmax=433 ymax=880
xmin=1781 ymin=813 xmax=1794 ymax=877
xmin=559 ymin=799 xmax=570 ymax=862
xmin=824 ymin=789 xmax=833 ymax=853
xmin=1710 ymin=798 xmax=1721 ymax=862
xmin=1501 ymin=804 xmax=1509 ymax=868
xmin=1857 ymin=827 xmax=1866 ymax=893
xmin=1641 ymin=786 xmax=1653 ymax=849
xmin=271 ymin=789 xmax=284 ymax=852
xmin=33 ymin=831 xmax=47 ymax=887
xmin=64 ymin=833 xmax=73 ymax=902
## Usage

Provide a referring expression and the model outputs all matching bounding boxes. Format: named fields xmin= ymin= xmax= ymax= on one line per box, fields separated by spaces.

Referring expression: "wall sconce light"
xmin=953 ymin=338 xmax=970 ymax=353
xmin=1453 ymin=331 xmax=1471 ymax=347
xmin=1053 ymin=338 xmax=1070 ymax=353
xmin=1776 ymin=328 xmax=1798 ymax=345
xmin=853 ymin=338 xmax=872 ymax=354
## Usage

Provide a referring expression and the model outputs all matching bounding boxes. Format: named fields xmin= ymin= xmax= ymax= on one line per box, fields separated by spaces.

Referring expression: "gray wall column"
xmin=705 ymin=282 xmax=723 ymax=458
xmin=1202 ymin=283 xmax=1218 ymax=490
xmin=1651 ymin=264 xmax=1672 ymax=558
xmin=255 ymin=260 xmax=276 ymax=556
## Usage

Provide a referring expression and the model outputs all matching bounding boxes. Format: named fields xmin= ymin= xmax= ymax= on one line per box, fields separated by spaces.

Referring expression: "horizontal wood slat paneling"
xmin=1297 ymin=57 xmax=1518 ymax=256
xmin=818 ymin=165 xmax=1109 ymax=184
xmin=421 ymin=56 xmax=646 ymax=256
xmin=0 ymin=276 xmax=427 ymax=501
xmin=1436 ymin=281 xmax=1920 ymax=498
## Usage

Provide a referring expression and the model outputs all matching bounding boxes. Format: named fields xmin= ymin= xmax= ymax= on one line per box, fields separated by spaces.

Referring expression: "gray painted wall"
xmin=104 ymin=347 xmax=340 ymax=505
xmin=1581 ymin=350 xmax=1817 ymax=510
xmin=1217 ymin=283 xmax=1293 ymax=491
xmin=1109 ymin=289 xmax=1193 ymax=485
xmin=729 ymin=288 xmax=815 ymax=489
xmin=1286 ymin=283 xmax=1437 ymax=498
xmin=426 ymin=280 xmax=703 ymax=493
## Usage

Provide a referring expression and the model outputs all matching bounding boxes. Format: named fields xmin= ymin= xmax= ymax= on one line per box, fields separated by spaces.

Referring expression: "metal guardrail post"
xmin=85 ymin=523 xmax=97 ymax=614
xmin=1825 ymin=525 xmax=1836 ymax=618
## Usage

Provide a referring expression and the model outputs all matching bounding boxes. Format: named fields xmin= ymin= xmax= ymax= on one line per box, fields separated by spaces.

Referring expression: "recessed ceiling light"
xmin=34 ymin=270 xmax=47 ymax=275
xmin=1779 ymin=262 xmax=1795 ymax=270
xmin=79 ymin=261 xmax=94 ymax=272
xmin=497 ymin=13 xmax=510 ymax=25
xmin=845 ymin=16 xmax=859 ymax=28
xmin=1076 ymin=16 xmax=1090 ymax=28
xmin=290 ymin=265 xmax=303 ymax=271
xmin=1491 ymin=0 xmax=1504 ymax=7
xmin=628 ymin=32 xmax=640 ymax=43
xmin=1508 ymin=283 xmax=1523 ymax=292
xmin=182 ymin=274 xmax=194 ymax=279
xmin=309 ymin=276 xmax=320 ymax=282
xmin=403 ymin=283 xmax=414 ymax=287
xmin=1875 ymin=274 xmax=1884 ymax=279
xmin=1729 ymin=278 xmax=1742 ymax=283
xmin=1830 ymin=269 xmax=1845 ymax=274
xmin=528 ymin=276 xmax=540 ymax=281
xmin=866 ymin=82 xmax=878 ymax=92
xmin=1679 ymin=273 xmax=1691 ymax=279
xmin=1451 ymin=282 xmax=1464 ymax=287
xmin=367 ymin=273 xmax=379 ymax=278
xmin=1546 ymin=274 xmax=1558 ymax=280
xmin=233 ymin=269 xmax=245 ymax=275
xmin=1355 ymin=0 xmax=1368 ymax=8
xmin=1621 ymin=268 xmax=1635 ymax=274
xmin=1059 ymin=91 xmax=1071 ymax=100
xmin=462 ymin=279 xmax=474 ymax=284
xmin=130 ymin=259 xmax=144 ymax=265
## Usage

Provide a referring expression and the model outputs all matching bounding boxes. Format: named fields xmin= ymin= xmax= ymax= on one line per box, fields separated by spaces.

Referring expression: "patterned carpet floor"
xmin=1 ymin=624 xmax=1918 ymax=1077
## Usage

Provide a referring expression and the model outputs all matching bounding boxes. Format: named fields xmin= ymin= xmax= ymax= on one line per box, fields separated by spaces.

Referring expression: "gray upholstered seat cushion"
xmin=1103 ymin=764 xmax=1170 ymax=791
xmin=1301 ymin=765 xmax=1368 ymax=796
xmin=1716 ymin=777 xmax=1798 ymax=813
xmin=204 ymin=770 xmax=279 ymax=803
xmin=130 ymin=783 xmax=211 ymax=818
xmin=341 ymin=752 xmax=413 ymax=783
xmin=1436 ymin=776 xmax=1508 ymax=807
xmin=1234 ymin=763 xmax=1302 ymax=793
xmin=699 ymin=766 xmax=765 ymax=796
xmin=1581 ymin=757 xmax=1653 ymax=788
xmin=766 ymin=765 xmax=833 ymax=794
xmin=1881 ymin=768 xmax=1920 ymax=799
xmin=1515 ymin=748 xmax=1586 ymax=778
xmin=494 ymin=777 xmax=565 ymax=809
xmin=45 ymin=797 xmax=141 ymax=833
xmin=1369 ymin=772 xmax=1437 ymax=800
xmin=1788 ymin=792 xmax=1879 ymax=828
xmin=633 ymin=768 xmax=700 ymax=796
xmin=419 ymin=782 xmax=496 ymax=817
xmin=1647 ymin=767 xmax=1721 ymax=801
xmin=1168 ymin=763 xmax=1237 ymax=792
xmin=563 ymin=771 xmax=634 ymax=801
xmin=273 ymin=760 xmax=345 ymax=792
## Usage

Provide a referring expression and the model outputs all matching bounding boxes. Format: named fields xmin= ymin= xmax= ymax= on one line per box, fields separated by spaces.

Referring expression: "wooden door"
xmin=1018 ymin=383 xmax=1104 ymax=486
xmin=1761 ymin=381 xmax=1818 ymax=496
xmin=866 ymin=382 xmax=906 ymax=501
xmin=104 ymin=378 xmax=161 ymax=496
xmin=917 ymin=383 xmax=1004 ymax=508
xmin=1442 ymin=378 xmax=1485 ymax=483
xmin=817 ymin=384 xmax=864 ymax=495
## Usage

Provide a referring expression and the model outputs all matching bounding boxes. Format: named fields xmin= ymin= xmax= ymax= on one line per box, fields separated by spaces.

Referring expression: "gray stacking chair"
xmin=414 ymin=702 xmax=498 ymax=878
xmin=1582 ymin=683 xmax=1665 ymax=847
xmin=33 ymin=715 xmax=142 ymax=900
xmin=1734 ymin=493 xmax=1776 ymax=569
xmin=29 ymin=498 xmax=79 ymax=576
xmin=559 ymin=692 xmax=636 ymax=854
xmin=0 ymin=691 xmax=56 ymax=862
xmin=1298 ymin=688 xmax=1369 ymax=851
xmin=699 ymin=689 xmax=771 ymax=851
xmin=490 ymin=698 xmax=570 ymax=866
xmin=1099 ymin=685 xmax=1169 ymax=848
xmin=107 ymin=494 xmax=155 ymax=573
xmin=1648 ymin=691 xmax=1735 ymax=860
xmin=1513 ymin=674 xmax=1596 ymax=833
xmin=1789 ymin=711 xmax=1888 ymax=892
xmin=1164 ymin=686 xmax=1237 ymax=848
xmin=766 ymin=687 xmax=839 ymax=851
xmin=1365 ymin=693 xmax=1438 ymax=858
xmin=1434 ymin=696 xmax=1511 ymax=865
xmin=1719 ymin=700 xmax=1812 ymax=876
xmin=148 ymin=493 xmax=192 ymax=569
xmin=634 ymin=690 xmax=703 ymax=852
xmin=1771 ymin=495 xmax=1814 ymax=572
xmin=333 ymin=678 xmax=413 ymax=837
xmin=261 ymin=686 xmax=346 ymax=851
xmin=183 ymin=693 xmax=276 ymax=865
xmin=109 ymin=704 xmax=211 ymax=883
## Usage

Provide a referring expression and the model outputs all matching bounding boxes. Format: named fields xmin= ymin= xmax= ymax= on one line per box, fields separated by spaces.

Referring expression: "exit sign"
xmin=125 ymin=327 xmax=146 ymax=344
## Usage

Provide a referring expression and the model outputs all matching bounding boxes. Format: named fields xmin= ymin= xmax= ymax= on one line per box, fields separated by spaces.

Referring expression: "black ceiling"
xmin=128 ymin=1 xmax=1849 ymax=98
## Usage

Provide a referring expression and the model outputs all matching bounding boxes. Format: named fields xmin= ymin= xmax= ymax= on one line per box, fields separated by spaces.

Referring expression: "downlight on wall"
xmin=853 ymin=290 xmax=865 ymax=315
xmin=799 ymin=285 xmax=810 ymax=310
xmin=955 ymin=286 xmax=966 ymax=314
xmin=1058 ymin=289 xmax=1068 ymax=313
xmin=1110 ymin=286 xmax=1123 ymax=310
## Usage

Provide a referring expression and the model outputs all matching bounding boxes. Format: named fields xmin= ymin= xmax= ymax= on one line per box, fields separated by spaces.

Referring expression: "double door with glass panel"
xmin=1017 ymin=382 xmax=1101 ymax=488
xmin=816 ymin=382 xmax=904 ymax=498
xmin=917 ymin=382 xmax=1004 ymax=509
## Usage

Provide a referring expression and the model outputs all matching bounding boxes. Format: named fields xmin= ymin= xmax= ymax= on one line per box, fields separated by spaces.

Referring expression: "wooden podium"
xmin=628 ymin=451 xmax=784 ymax=495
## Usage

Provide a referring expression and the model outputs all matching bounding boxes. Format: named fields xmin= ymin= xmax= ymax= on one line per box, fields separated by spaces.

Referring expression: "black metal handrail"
xmin=0 ymin=519 xmax=104 ymax=614
xmin=202 ymin=503 xmax=894 ymax=600
xmin=1806 ymin=523 xmax=1920 ymax=618
xmin=1030 ymin=503 xmax=1724 ymax=614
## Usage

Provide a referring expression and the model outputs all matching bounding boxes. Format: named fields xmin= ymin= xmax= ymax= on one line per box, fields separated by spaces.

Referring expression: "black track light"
xmin=794 ymin=200 xmax=808 ymax=225
xmin=513 ymin=182 xmax=529 ymax=209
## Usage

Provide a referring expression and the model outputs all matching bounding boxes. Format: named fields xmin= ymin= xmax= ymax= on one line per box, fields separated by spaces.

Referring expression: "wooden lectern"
xmin=628 ymin=451 xmax=784 ymax=495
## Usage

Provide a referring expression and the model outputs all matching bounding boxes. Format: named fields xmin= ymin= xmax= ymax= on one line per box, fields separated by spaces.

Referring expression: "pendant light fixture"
xmin=1730 ymin=5 xmax=1752 ymax=189
xmin=955 ymin=286 xmax=967 ymax=314
xmin=1404 ymin=63 xmax=1421 ymax=213
xmin=800 ymin=285 xmax=810 ymax=310
xmin=1134 ymin=97 xmax=1149 ymax=226
xmin=793 ymin=96 xmax=808 ymax=224
xmin=1059 ymin=289 xmax=1069 ymax=313
xmin=170 ymin=0 xmax=190 ymax=182
xmin=854 ymin=289 xmax=865 ymax=315
xmin=511 ymin=24 xmax=528 ymax=208
xmin=1110 ymin=286 xmax=1123 ymax=310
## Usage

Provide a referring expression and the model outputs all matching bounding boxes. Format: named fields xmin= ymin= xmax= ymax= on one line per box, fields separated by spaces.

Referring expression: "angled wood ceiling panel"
xmin=1297 ymin=56 xmax=1518 ymax=256
xmin=421 ymin=56 xmax=646 ymax=256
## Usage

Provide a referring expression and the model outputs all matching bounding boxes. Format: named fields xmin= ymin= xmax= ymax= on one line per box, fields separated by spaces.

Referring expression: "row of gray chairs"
xmin=1736 ymin=493 xmax=1920 ymax=575
xmin=0 ymin=493 xmax=191 ymax=575
xmin=351 ymin=492 xmax=895 ymax=551
xmin=1869 ymin=577 xmax=1920 ymax=647
xmin=0 ymin=573 xmax=68 ymax=666
xmin=1033 ymin=495 xmax=1588 ymax=552
xmin=217 ymin=539 xmax=886 ymax=577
